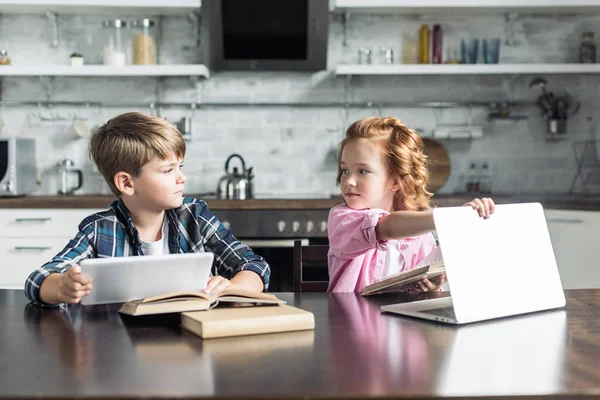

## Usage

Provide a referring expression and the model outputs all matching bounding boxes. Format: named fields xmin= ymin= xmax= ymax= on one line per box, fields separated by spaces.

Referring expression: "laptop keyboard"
xmin=421 ymin=306 xmax=456 ymax=319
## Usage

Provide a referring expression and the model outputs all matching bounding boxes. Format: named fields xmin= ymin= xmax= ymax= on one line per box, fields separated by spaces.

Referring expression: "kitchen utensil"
xmin=422 ymin=138 xmax=451 ymax=192
xmin=216 ymin=154 xmax=254 ymax=200
xmin=57 ymin=159 xmax=83 ymax=195
xmin=68 ymin=119 xmax=90 ymax=139
xmin=529 ymin=77 xmax=549 ymax=94
xmin=176 ymin=117 xmax=192 ymax=141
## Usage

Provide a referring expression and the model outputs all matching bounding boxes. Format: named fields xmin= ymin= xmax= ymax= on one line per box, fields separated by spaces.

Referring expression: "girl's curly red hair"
xmin=336 ymin=116 xmax=433 ymax=211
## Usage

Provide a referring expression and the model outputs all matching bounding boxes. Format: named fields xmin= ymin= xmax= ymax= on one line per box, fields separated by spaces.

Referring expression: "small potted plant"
xmin=70 ymin=52 xmax=84 ymax=66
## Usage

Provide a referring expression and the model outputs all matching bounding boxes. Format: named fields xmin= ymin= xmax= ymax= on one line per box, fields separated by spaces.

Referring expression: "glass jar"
xmin=0 ymin=50 xmax=11 ymax=65
xmin=130 ymin=18 xmax=156 ymax=65
xmin=580 ymin=31 xmax=596 ymax=63
xmin=102 ymin=19 xmax=127 ymax=67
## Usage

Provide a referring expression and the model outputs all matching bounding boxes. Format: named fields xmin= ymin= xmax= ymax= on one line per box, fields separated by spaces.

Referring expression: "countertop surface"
xmin=0 ymin=194 xmax=599 ymax=210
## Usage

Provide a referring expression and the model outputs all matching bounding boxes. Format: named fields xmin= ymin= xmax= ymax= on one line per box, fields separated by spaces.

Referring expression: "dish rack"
xmin=569 ymin=140 xmax=600 ymax=195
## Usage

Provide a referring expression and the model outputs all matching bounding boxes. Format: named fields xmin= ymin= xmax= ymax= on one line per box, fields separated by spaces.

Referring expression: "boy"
xmin=25 ymin=112 xmax=270 ymax=306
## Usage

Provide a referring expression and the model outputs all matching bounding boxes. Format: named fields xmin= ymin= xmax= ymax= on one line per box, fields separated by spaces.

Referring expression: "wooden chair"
xmin=293 ymin=239 xmax=329 ymax=292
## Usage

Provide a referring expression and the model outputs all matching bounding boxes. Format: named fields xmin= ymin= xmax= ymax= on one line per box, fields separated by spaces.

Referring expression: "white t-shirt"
xmin=381 ymin=244 xmax=405 ymax=277
xmin=140 ymin=219 xmax=170 ymax=256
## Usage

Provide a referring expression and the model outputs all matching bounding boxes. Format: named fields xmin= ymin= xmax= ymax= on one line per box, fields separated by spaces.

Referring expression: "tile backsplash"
xmin=1 ymin=11 xmax=599 ymax=197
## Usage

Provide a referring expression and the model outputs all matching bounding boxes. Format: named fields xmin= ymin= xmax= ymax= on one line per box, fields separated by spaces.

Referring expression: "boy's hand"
xmin=204 ymin=276 xmax=232 ymax=294
xmin=57 ymin=266 xmax=92 ymax=304
xmin=412 ymin=274 xmax=447 ymax=292
xmin=463 ymin=197 xmax=495 ymax=219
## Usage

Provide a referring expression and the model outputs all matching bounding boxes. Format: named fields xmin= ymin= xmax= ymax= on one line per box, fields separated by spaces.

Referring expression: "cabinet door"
xmin=0 ymin=209 xmax=103 ymax=238
xmin=545 ymin=209 xmax=600 ymax=289
xmin=0 ymin=238 xmax=70 ymax=289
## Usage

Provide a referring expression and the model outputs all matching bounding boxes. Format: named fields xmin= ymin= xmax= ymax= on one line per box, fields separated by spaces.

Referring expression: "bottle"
xmin=0 ymin=50 xmax=11 ymax=65
xmin=419 ymin=24 xmax=430 ymax=64
xmin=580 ymin=32 xmax=596 ymax=63
xmin=432 ymin=24 xmax=443 ymax=64
xmin=479 ymin=162 xmax=492 ymax=194
xmin=465 ymin=162 xmax=480 ymax=194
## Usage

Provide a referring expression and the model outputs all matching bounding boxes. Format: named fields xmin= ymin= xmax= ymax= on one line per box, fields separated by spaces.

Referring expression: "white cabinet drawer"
xmin=0 ymin=209 xmax=103 ymax=238
xmin=545 ymin=209 xmax=600 ymax=289
xmin=0 ymin=238 xmax=70 ymax=289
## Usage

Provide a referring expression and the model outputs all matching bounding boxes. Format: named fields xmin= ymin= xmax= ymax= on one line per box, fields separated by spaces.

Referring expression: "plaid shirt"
xmin=25 ymin=197 xmax=271 ymax=306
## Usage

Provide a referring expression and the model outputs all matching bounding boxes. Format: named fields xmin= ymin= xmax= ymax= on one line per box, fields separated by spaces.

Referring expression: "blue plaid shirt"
xmin=25 ymin=197 xmax=271 ymax=305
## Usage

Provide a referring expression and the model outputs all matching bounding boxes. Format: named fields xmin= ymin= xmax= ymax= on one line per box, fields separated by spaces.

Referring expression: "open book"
xmin=118 ymin=285 xmax=284 ymax=316
xmin=362 ymin=246 xmax=445 ymax=296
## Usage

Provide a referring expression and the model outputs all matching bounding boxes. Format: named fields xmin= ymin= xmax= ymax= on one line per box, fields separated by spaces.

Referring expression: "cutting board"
xmin=422 ymin=138 xmax=451 ymax=192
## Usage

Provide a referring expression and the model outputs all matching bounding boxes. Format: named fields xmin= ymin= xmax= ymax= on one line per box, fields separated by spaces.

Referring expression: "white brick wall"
xmin=0 ymin=11 xmax=599 ymax=197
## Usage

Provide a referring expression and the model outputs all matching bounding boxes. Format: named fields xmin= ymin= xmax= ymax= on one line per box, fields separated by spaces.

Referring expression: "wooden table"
xmin=1 ymin=289 xmax=600 ymax=399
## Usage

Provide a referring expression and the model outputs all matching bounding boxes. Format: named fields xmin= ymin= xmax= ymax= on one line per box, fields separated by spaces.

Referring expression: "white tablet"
xmin=79 ymin=252 xmax=214 ymax=305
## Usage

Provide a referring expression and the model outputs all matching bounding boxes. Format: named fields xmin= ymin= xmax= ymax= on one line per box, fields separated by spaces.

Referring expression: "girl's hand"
xmin=412 ymin=274 xmax=447 ymax=292
xmin=463 ymin=197 xmax=495 ymax=219
xmin=204 ymin=276 xmax=232 ymax=294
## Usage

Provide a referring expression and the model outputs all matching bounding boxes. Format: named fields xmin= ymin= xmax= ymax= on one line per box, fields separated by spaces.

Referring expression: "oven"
xmin=211 ymin=209 xmax=329 ymax=291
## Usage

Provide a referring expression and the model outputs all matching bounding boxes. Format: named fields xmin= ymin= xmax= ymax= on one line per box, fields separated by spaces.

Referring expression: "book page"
xmin=213 ymin=285 xmax=281 ymax=302
xmin=415 ymin=246 xmax=444 ymax=269
xmin=362 ymin=246 xmax=445 ymax=296
xmin=141 ymin=290 xmax=210 ymax=303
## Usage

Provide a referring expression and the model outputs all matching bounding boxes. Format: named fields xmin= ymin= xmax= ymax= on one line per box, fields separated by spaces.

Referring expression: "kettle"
xmin=57 ymin=159 xmax=83 ymax=195
xmin=216 ymin=154 xmax=254 ymax=200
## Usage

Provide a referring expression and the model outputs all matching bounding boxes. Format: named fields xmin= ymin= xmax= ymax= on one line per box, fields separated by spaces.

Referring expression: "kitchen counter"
xmin=0 ymin=194 xmax=599 ymax=211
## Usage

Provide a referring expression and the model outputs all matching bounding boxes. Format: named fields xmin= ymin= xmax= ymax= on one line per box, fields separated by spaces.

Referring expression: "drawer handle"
xmin=546 ymin=218 xmax=584 ymax=224
xmin=14 ymin=246 xmax=52 ymax=251
xmin=14 ymin=217 xmax=52 ymax=223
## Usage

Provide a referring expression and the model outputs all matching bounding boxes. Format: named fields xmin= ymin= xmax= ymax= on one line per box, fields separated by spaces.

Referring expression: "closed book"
xmin=118 ymin=285 xmax=284 ymax=316
xmin=181 ymin=304 xmax=315 ymax=339
xmin=362 ymin=247 xmax=445 ymax=296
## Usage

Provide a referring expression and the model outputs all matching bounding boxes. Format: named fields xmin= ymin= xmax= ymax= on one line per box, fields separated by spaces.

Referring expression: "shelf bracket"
xmin=341 ymin=11 xmax=350 ymax=47
xmin=188 ymin=75 xmax=199 ymax=88
xmin=344 ymin=75 xmax=352 ymax=105
xmin=45 ymin=11 xmax=59 ymax=48
xmin=38 ymin=76 xmax=55 ymax=102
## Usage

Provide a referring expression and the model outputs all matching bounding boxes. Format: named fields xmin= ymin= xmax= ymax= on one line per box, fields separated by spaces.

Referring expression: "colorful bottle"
xmin=432 ymin=24 xmax=443 ymax=64
xmin=419 ymin=24 xmax=430 ymax=64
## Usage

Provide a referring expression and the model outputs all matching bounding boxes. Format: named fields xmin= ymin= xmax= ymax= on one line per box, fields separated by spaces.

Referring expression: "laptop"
xmin=79 ymin=252 xmax=214 ymax=305
xmin=381 ymin=202 xmax=565 ymax=324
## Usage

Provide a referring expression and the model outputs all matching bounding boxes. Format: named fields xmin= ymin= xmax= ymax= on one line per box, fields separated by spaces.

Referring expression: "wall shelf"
xmin=0 ymin=65 xmax=210 ymax=78
xmin=334 ymin=0 xmax=600 ymax=14
xmin=335 ymin=64 xmax=600 ymax=76
xmin=0 ymin=0 xmax=201 ymax=15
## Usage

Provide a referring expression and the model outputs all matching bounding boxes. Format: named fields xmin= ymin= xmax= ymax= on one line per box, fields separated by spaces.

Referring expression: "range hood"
xmin=203 ymin=0 xmax=329 ymax=71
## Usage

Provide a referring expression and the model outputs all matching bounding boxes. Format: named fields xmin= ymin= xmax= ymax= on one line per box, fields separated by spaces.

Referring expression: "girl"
xmin=327 ymin=116 xmax=494 ymax=293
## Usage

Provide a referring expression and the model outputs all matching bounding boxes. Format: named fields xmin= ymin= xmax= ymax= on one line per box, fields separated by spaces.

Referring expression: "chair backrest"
xmin=293 ymin=239 xmax=329 ymax=292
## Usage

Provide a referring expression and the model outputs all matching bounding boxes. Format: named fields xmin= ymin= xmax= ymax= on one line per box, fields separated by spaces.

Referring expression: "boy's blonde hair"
xmin=89 ymin=112 xmax=186 ymax=197
xmin=336 ymin=116 xmax=433 ymax=211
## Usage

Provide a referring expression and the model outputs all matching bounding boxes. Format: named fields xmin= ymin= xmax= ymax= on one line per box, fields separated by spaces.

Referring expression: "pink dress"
xmin=327 ymin=205 xmax=437 ymax=293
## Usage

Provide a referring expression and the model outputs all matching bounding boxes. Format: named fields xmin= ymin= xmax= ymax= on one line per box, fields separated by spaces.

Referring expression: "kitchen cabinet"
xmin=545 ymin=209 xmax=600 ymax=289
xmin=0 ymin=0 xmax=201 ymax=15
xmin=0 ymin=208 xmax=102 ymax=289
xmin=334 ymin=0 xmax=600 ymax=13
